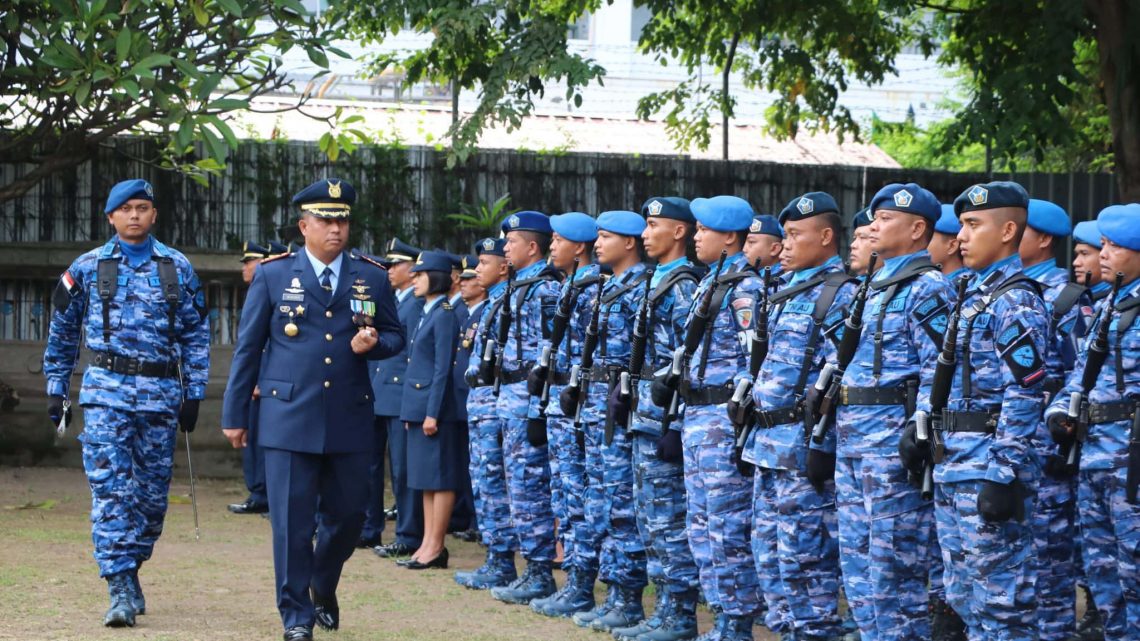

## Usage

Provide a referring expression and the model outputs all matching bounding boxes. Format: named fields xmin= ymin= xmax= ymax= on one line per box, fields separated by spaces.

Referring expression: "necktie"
xmin=320 ymin=267 xmax=333 ymax=292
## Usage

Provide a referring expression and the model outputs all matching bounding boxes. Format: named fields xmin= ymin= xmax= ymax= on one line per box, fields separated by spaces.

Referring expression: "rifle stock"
xmin=1066 ymin=272 xmax=1124 ymax=469
xmin=490 ymin=263 xmax=517 ymax=397
xmin=662 ymin=251 xmax=727 ymax=427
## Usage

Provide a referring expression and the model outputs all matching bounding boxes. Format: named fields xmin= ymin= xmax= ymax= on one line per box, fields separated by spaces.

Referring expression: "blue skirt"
xmin=406 ymin=420 xmax=467 ymax=491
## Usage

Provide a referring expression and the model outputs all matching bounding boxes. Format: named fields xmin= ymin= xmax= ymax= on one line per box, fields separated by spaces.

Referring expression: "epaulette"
xmin=442 ymin=301 xmax=453 ymax=311
xmin=261 ymin=252 xmax=292 ymax=264
xmin=355 ymin=254 xmax=388 ymax=270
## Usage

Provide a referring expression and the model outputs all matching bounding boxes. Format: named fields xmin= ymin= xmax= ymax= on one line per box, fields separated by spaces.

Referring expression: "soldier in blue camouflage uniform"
xmin=455 ymin=238 xmax=520 ymax=589
xmin=832 ymin=184 xmax=956 ymax=641
xmin=902 ymin=181 xmax=1047 ymax=641
xmin=658 ymin=196 xmax=764 ymax=641
xmin=529 ymin=212 xmax=602 ymax=617
xmin=45 ymin=179 xmax=210 ymax=627
xmin=565 ymin=211 xmax=650 ymax=632
xmin=849 ymin=207 xmax=875 ymax=277
xmin=612 ymin=197 xmax=702 ymax=641
xmin=745 ymin=191 xmax=856 ymax=641
xmin=1021 ymin=198 xmax=1090 ymax=641
xmin=1073 ymin=221 xmax=1111 ymax=302
xmin=490 ymin=211 xmax=563 ymax=605
xmin=1046 ymin=203 xmax=1140 ymax=641
xmin=930 ymin=205 xmax=969 ymax=283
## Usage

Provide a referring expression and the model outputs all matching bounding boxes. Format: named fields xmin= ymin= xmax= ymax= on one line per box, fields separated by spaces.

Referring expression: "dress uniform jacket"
xmin=399 ymin=298 xmax=458 ymax=423
xmin=372 ymin=287 xmax=423 ymax=417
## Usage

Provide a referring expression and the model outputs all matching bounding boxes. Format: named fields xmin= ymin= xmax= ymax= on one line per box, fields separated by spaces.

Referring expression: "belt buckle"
xmin=840 ymin=386 xmax=848 ymax=406
xmin=125 ymin=358 xmax=140 ymax=376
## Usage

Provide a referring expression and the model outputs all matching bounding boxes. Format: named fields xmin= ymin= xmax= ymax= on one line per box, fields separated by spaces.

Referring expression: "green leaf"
xmin=115 ymin=27 xmax=131 ymax=62
xmin=134 ymin=54 xmax=172 ymax=71
xmin=74 ymin=81 xmax=91 ymax=105
xmin=205 ymin=98 xmax=247 ymax=111
xmin=216 ymin=0 xmax=242 ymax=17
xmin=204 ymin=115 xmax=238 ymax=148
xmin=307 ymin=48 xmax=329 ymax=69
xmin=119 ymin=78 xmax=140 ymax=99
xmin=191 ymin=2 xmax=209 ymax=26
xmin=199 ymin=123 xmax=228 ymax=162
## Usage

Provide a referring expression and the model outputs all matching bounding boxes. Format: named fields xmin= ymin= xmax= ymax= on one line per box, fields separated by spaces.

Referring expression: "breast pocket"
xmin=89 ymin=286 xmax=124 ymax=332
xmin=261 ymin=379 xmax=294 ymax=402
xmin=769 ymin=310 xmax=813 ymax=366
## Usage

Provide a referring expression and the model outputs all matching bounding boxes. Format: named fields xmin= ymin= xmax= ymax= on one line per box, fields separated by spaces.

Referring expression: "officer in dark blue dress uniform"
xmin=370 ymin=238 xmax=426 ymax=556
xmin=444 ymin=251 xmax=476 ymax=534
xmin=230 ymin=241 xmax=272 ymax=515
xmin=221 ymin=179 xmax=404 ymax=641
xmin=450 ymin=255 xmax=483 ymax=542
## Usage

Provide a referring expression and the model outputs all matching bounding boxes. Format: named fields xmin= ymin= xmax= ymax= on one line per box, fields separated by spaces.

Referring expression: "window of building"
xmin=631 ymin=5 xmax=652 ymax=41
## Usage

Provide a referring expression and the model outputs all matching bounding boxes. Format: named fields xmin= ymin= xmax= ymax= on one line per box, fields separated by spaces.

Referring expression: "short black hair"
xmin=426 ymin=271 xmax=451 ymax=295
xmin=819 ymin=212 xmax=843 ymax=252
xmin=521 ymin=231 xmax=553 ymax=256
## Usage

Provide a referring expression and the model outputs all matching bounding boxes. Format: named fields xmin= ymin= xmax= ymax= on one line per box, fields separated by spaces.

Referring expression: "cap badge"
xmin=968 ymin=185 xmax=989 ymax=206
xmin=328 ymin=180 xmax=342 ymax=199
xmin=648 ymin=200 xmax=663 ymax=217
xmin=797 ymin=197 xmax=814 ymax=215
xmin=482 ymin=238 xmax=495 ymax=250
xmin=893 ymin=189 xmax=913 ymax=208
xmin=144 ymin=183 xmax=154 ymax=198
xmin=508 ymin=214 xmax=520 ymax=228
xmin=749 ymin=219 xmax=762 ymax=233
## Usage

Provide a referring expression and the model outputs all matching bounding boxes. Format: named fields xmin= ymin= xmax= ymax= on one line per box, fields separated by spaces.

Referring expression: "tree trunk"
xmin=1087 ymin=0 xmax=1140 ymax=201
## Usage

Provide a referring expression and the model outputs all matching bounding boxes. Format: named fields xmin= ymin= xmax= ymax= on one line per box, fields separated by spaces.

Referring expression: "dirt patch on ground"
xmin=0 ymin=467 xmax=780 ymax=641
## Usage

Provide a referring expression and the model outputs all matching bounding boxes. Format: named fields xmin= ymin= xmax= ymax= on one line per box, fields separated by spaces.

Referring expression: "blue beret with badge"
xmin=501 ymin=210 xmax=552 ymax=235
xmin=550 ymin=212 xmax=599 ymax=243
xmin=291 ymin=178 xmax=356 ymax=218
xmin=597 ymin=210 xmax=647 ymax=237
xmin=460 ymin=254 xmax=479 ymax=279
xmin=410 ymin=250 xmax=454 ymax=273
xmin=953 ymin=180 xmax=1029 ymax=216
xmin=852 ymin=207 xmax=873 ymax=230
xmin=240 ymin=241 xmax=269 ymax=263
xmin=641 ymin=196 xmax=695 ymax=224
xmin=385 ymin=238 xmax=422 ymax=264
xmin=748 ymin=214 xmax=784 ymax=239
xmin=869 ymin=182 xmax=941 ymax=222
xmin=692 ymin=195 xmax=754 ymax=232
xmin=935 ymin=204 xmax=961 ymax=235
xmin=1027 ymin=199 xmax=1072 ymax=237
xmin=779 ymin=191 xmax=840 ymax=225
xmin=1072 ymin=220 xmax=1102 ymax=249
xmin=474 ymin=237 xmax=507 ymax=257
xmin=105 ymin=179 xmax=155 ymax=213
xmin=1096 ymin=204 xmax=1140 ymax=251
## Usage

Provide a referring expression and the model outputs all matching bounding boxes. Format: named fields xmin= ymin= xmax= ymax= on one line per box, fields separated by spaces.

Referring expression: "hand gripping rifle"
xmin=661 ymin=251 xmax=727 ymax=431
xmin=731 ymin=263 xmax=770 ymax=474
xmin=487 ymin=263 xmax=516 ymax=397
xmin=912 ymin=275 xmax=969 ymax=500
xmin=570 ymin=275 xmax=608 ymax=431
xmin=809 ymin=252 xmax=879 ymax=445
xmin=617 ymin=268 xmax=655 ymax=434
xmin=533 ymin=259 xmax=580 ymax=407
xmin=1065 ymin=272 xmax=1124 ymax=471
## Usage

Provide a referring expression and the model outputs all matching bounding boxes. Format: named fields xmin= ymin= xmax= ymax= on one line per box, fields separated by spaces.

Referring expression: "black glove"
xmin=805 ymin=449 xmax=836 ymax=492
xmin=465 ymin=369 xmax=481 ymax=388
xmin=526 ymin=365 xmax=546 ymax=397
xmin=727 ymin=393 xmax=755 ymax=428
xmin=805 ymin=384 xmax=824 ymax=424
xmin=559 ymin=385 xmax=581 ymax=417
xmin=47 ymin=396 xmax=71 ymax=427
xmin=607 ymin=382 xmax=631 ymax=429
xmin=526 ymin=417 xmax=548 ymax=447
xmin=898 ymin=420 xmax=931 ymax=475
xmin=1048 ymin=412 xmax=1075 ymax=447
xmin=1042 ymin=455 xmax=1075 ymax=479
xmin=655 ymin=429 xmax=683 ymax=463
xmin=977 ymin=479 xmax=1024 ymax=523
xmin=650 ymin=371 xmax=677 ymax=408
xmin=179 ymin=399 xmax=200 ymax=433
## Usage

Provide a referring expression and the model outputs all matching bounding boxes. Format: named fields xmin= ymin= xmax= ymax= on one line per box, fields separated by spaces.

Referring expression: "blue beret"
xmin=748 ymin=214 xmax=784 ymax=239
xmin=385 ymin=238 xmax=422 ymax=264
xmin=460 ymin=254 xmax=479 ymax=279
xmin=550 ymin=212 xmax=599 ymax=243
xmin=691 ymin=196 xmax=755 ymax=232
xmin=852 ymin=207 xmax=873 ymax=230
xmin=953 ymin=180 xmax=1029 ymax=216
xmin=1097 ymin=204 xmax=1140 ymax=252
xmin=410 ymin=250 xmax=454 ymax=273
xmin=291 ymin=178 xmax=356 ymax=218
xmin=105 ymin=179 xmax=154 ymax=213
xmin=267 ymin=241 xmax=290 ymax=255
xmin=501 ymin=210 xmax=552 ymax=235
xmin=779 ymin=191 xmax=840 ymax=225
xmin=869 ymin=183 xmax=940 ymax=222
xmin=241 ymin=241 xmax=268 ymax=262
xmin=597 ymin=210 xmax=647 ymax=237
xmin=1072 ymin=221 xmax=1101 ymax=249
xmin=935 ymin=204 xmax=961 ymax=235
xmin=474 ymin=237 xmax=506 ymax=257
xmin=641 ymin=196 xmax=695 ymax=224
xmin=1027 ymin=199 xmax=1072 ymax=237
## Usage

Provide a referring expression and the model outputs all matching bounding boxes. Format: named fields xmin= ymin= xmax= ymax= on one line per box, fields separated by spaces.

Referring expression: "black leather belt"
xmin=682 ymin=384 xmax=734 ymax=406
xmin=838 ymin=386 xmax=908 ymax=406
xmin=755 ymin=404 xmax=802 ymax=428
xmin=551 ymin=371 xmax=571 ymax=386
xmin=90 ymin=351 xmax=178 ymax=378
xmin=1089 ymin=402 xmax=1137 ymax=425
xmin=939 ymin=410 xmax=999 ymax=434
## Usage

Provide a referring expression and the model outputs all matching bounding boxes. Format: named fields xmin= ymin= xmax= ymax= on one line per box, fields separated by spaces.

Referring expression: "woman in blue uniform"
xmin=400 ymin=251 xmax=460 ymax=569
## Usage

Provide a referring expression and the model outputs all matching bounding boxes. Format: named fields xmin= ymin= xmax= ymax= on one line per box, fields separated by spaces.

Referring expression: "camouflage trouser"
xmin=752 ymin=467 xmax=792 ymax=634
xmin=547 ymin=413 xmax=591 ymax=573
xmin=79 ymin=405 xmax=178 ymax=577
xmin=934 ymin=477 xmax=1038 ymax=641
xmin=632 ymin=432 xmax=699 ymax=595
xmin=1077 ymin=467 xmax=1140 ymax=641
xmin=469 ymin=416 xmax=517 ymax=553
xmin=835 ymin=456 xmax=936 ymax=641
xmin=1033 ymin=473 xmax=1078 ymax=641
xmin=682 ymin=403 xmax=763 ymax=617
xmin=501 ymin=416 xmax=556 ymax=562
xmin=753 ymin=465 xmax=843 ymax=639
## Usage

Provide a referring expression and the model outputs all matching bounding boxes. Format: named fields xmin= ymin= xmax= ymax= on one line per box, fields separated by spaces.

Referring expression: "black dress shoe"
xmin=373 ymin=541 xmax=414 ymax=558
xmin=311 ymin=587 xmax=339 ymax=631
xmin=283 ymin=625 xmax=313 ymax=641
xmin=384 ymin=507 xmax=398 ymax=521
xmin=404 ymin=548 xmax=449 ymax=570
xmin=356 ymin=535 xmax=382 ymax=549
xmin=228 ymin=499 xmax=269 ymax=515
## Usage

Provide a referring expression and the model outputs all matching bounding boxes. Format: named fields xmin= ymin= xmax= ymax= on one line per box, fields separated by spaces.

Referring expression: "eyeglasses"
xmin=115 ymin=204 xmax=154 ymax=215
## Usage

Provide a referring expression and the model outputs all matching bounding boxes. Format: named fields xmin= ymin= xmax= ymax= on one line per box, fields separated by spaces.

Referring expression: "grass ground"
xmin=0 ymin=467 xmax=779 ymax=641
